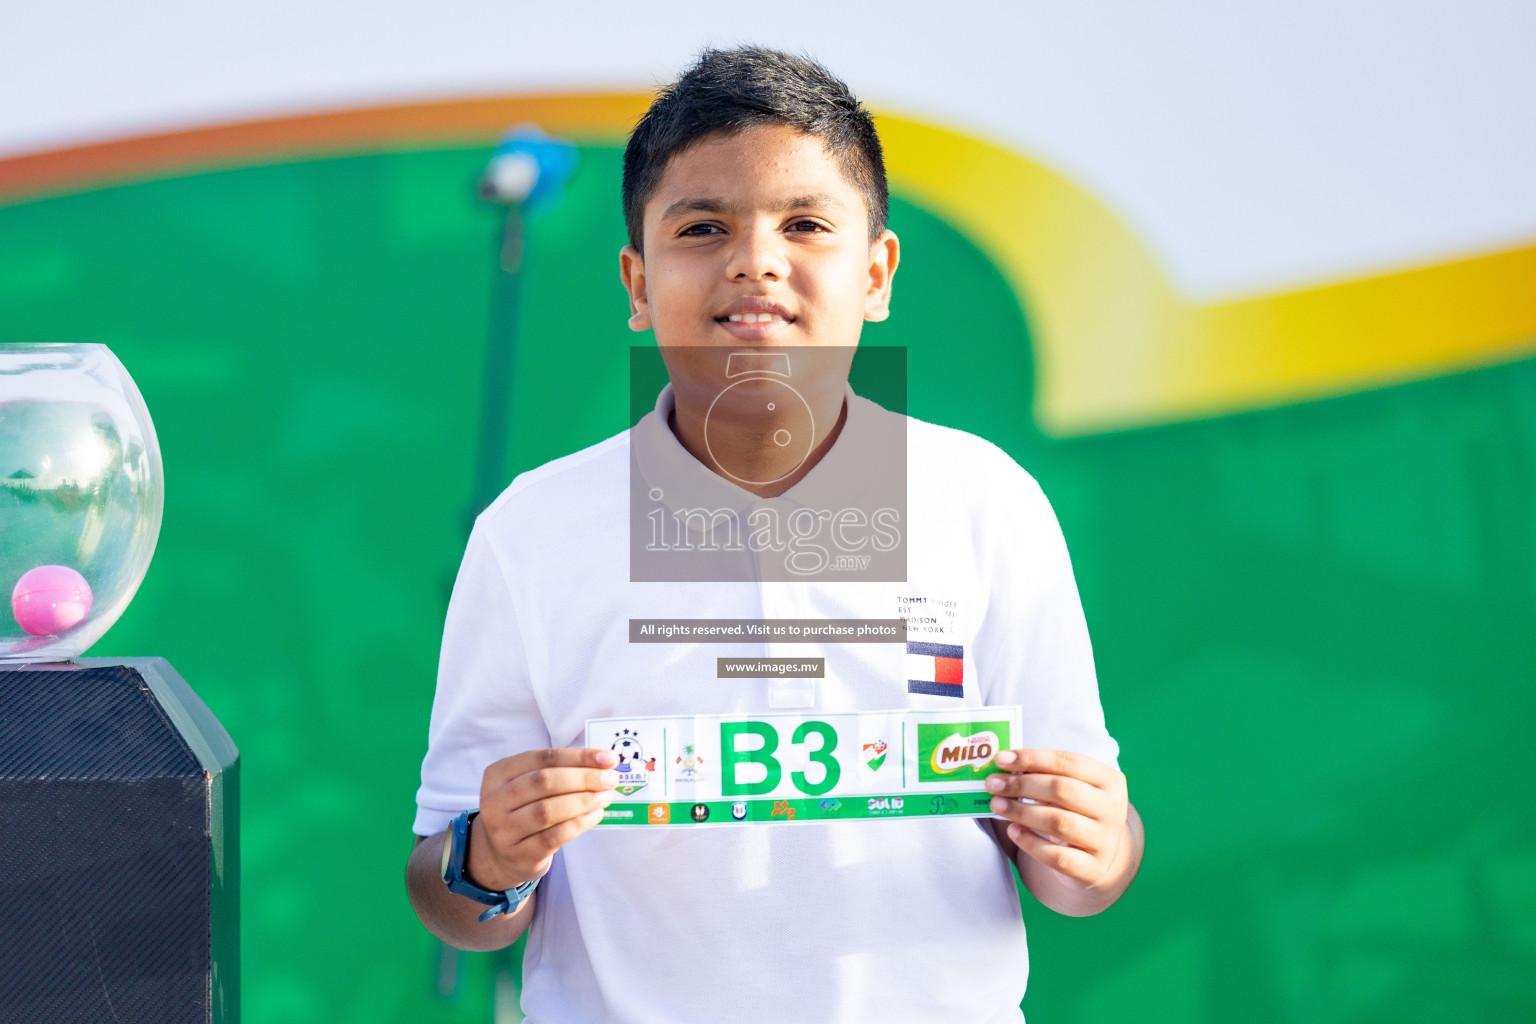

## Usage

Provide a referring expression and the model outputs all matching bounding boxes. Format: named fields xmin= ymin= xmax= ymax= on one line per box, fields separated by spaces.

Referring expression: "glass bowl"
xmin=1 ymin=344 xmax=163 ymax=663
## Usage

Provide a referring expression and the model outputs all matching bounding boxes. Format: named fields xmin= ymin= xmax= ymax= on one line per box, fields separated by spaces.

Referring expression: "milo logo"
xmin=929 ymin=731 xmax=999 ymax=773
xmin=916 ymin=721 xmax=1010 ymax=782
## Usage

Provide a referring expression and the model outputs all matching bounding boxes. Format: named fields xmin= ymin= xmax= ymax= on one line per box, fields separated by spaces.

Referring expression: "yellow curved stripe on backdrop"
xmin=5 ymin=93 xmax=1533 ymax=435
xmin=879 ymin=115 xmax=1536 ymax=435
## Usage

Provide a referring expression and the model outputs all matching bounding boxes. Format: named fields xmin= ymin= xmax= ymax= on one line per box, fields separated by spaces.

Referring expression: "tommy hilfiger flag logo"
xmin=907 ymin=641 xmax=963 ymax=697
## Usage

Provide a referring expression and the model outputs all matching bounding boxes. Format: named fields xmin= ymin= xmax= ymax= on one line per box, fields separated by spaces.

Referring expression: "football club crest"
xmin=731 ymin=801 xmax=748 ymax=820
xmin=863 ymin=739 xmax=888 ymax=772
xmin=610 ymin=728 xmax=657 ymax=796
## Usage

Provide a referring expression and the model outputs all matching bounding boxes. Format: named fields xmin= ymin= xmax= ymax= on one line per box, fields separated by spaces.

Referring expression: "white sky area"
xmin=3 ymin=0 xmax=1534 ymax=298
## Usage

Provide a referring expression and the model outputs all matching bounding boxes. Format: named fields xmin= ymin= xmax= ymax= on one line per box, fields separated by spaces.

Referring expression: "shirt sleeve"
xmin=413 ymin=517 xmax=553 ymax=837
xmin=971 ymin=455 xmax=1119 ymax=770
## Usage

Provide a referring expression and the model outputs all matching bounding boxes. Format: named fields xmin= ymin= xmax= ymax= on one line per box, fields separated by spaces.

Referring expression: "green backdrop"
xmin=2 ymin=142 xmax=1533 ymax=1021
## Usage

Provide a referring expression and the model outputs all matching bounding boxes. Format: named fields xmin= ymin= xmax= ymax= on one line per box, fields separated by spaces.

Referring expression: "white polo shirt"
xmin=414 ymin=382 xmax=1118 ymax=1024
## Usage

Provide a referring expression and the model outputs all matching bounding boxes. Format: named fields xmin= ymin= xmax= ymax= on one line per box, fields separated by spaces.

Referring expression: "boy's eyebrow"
xmin=658 ymin=192 xmax=847 ymax=222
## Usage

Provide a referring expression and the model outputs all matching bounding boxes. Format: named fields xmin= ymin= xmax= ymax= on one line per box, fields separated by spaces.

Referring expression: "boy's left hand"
xmin=985 ymin=748 xmax=1133 ymax=891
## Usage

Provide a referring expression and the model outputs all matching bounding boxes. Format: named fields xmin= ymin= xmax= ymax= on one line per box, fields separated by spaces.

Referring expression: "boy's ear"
xmin=863 ymin=229 xmax=900 ymax=323
xmin=620 ymin=245 xmax=652 ymax=332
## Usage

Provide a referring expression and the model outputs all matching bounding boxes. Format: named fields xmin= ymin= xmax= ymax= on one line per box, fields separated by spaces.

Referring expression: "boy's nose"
xmin=724 ymin=225 xmax=790 ymax=281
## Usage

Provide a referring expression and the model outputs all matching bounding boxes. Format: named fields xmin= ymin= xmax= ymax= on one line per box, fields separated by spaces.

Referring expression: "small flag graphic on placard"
xmin=907 ymin=641 xmax=963 ymax=697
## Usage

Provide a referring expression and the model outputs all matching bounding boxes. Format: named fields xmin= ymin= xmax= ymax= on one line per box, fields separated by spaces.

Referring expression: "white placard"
xmin=585 ymin=706 xmax=1022 ymax=827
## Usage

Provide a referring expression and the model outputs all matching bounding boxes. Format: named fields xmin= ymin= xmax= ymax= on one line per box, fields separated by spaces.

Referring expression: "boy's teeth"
xmin=726 ymin=313 xmax=785 ymax=323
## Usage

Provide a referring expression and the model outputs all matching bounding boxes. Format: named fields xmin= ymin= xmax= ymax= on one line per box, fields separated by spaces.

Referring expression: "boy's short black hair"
xmin=622 ymin=46 xmax=889 ymax=252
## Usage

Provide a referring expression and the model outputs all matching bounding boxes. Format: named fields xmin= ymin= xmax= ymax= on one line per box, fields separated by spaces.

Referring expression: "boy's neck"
xmin=667 ymin=387 xmax=849 ymax=499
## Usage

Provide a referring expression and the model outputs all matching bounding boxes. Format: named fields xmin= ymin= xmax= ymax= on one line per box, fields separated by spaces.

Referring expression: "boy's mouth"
xmin=715 ymin=314 xmax=793 ymax=340
xmin=715 ymin=300 xmax=796 ymax=340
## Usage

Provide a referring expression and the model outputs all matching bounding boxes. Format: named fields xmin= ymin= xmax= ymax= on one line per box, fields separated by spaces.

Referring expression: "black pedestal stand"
xmin=0 ymin=657 xmax=238 ymax=1023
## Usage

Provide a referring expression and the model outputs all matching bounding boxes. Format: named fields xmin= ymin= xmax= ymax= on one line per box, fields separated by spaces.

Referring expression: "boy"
xmin=407 ymin=46 xmax=1143 ymax=1022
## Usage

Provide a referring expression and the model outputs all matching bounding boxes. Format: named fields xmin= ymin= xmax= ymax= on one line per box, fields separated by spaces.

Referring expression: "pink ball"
xmin=11 ymin=565 xmax=94 ymax=636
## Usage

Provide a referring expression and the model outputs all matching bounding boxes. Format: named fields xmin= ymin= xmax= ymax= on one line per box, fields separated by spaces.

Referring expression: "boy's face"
xmin=619 ymin=123 xmax=898 ymax=351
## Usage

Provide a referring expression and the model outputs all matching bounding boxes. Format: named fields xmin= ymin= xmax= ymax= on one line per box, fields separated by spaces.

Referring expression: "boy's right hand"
xmin=468 ymin=747 xmax=619 ymax=892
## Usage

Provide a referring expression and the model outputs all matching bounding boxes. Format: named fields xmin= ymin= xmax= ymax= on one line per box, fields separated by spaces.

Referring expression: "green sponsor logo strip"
xmin=600 ymin=793 xmax=993 ymax=825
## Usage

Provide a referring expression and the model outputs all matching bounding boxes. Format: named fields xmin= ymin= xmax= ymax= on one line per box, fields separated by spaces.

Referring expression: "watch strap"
xmin=443 ymin=809 xmax=539 ymax=922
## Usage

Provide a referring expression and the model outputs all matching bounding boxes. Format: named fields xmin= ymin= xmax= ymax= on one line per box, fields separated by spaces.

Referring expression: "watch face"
xmin=440 ymin=828 xmax=454 ymax=880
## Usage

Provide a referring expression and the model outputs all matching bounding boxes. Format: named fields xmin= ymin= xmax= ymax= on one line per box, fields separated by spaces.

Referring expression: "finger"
xmin=508 ymin=805 xmax=609 ymax=868
xmin=985 ymin=772 xmax=1111 ymax=818
xmin=994 ymin=749 xmax=1123 ymax=791
xmin=502 ymin=790 xmax=615 ymax=842
xmin=988 ymin=798 xmax=1100 ymax=852
xmin=483 ymin=747 xmax=619 ymax=791
xmin=475 ymin=792 xmax=613 ymax=877
xmin=1009 ymin=823 xmax=1101 ymax=884
xmin=485 ymin=766 xmax=620 ymax=815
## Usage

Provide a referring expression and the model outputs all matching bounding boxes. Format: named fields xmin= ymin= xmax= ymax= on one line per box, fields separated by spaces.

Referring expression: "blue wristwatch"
xmin=441 ymin=809 xmax=539 ymax=922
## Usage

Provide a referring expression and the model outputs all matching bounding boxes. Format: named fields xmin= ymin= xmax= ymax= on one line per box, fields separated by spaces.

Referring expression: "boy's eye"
xmin=676 ymin=219 xmax=827 ymax=237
